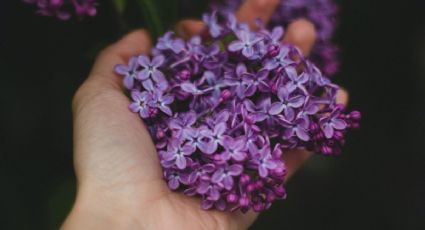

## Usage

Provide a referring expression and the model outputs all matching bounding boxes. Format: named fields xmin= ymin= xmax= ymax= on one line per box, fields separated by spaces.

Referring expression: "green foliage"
xmin=114 ymin=0 xmax=127 ymax=14
xmin=136 ymin=0 xmax=179 ymax=39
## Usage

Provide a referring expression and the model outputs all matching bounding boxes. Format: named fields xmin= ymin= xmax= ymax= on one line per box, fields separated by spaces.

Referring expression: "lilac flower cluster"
xmin=213 ymin=0 xmax=340 ymax=76
xmin=24 ymin=0 xmax=97 ymax=20
xmin=115 ymin=12 xmax=360 ymax=212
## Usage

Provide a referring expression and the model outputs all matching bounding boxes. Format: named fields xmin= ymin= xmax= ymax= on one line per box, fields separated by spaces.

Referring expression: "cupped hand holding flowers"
xmin=63 ymin=1 xmax=353 ymax=229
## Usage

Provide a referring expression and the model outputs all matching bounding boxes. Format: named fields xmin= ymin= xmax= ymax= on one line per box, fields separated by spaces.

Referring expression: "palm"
xmin=73 ymin=80 xmax=257 ymax=229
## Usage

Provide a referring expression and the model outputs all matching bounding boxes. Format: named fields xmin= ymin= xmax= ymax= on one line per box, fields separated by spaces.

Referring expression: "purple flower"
xmin=137 ymin=55 xmax=167 ymax=91
xmin=224 ymin=63 xmax=249 ymax=99
xmin=161 ymin=141 xmax=196 ymax=169
xmin=320 ymin=107 xmax=347 ymax=139
xmin=187 ymin=163 xmax=215 ymax=184
xmin=24 ymin=0 xmax=97 ymax=20
xmin=211 ymin=164 xmax=243 ymax=190
xmin=270 ymin=87 xmax=306 ymax=121
xmin=264 ymin=46 xmax=292 ymax=70
xmin=285 ymin=67 xmax=309 ymax=94
xmin=200 ymin=122 xmax=228 ymax=154
xmin=114 ymin=56 xmax=139 ymax=89
xmin=196 ymin=180 xmax=221 ymax=201
xmin=243 ymin=69 xmax=270 ymax=96
xmin=282 ymin=118 xmax=310 ymax=141
xmin=169 ymin=112 xmax=197 ymax=138
xmin=244 ymin=98 xmax=281 ymax=123
xmin=129 ymin=91 xmax=152 ymax=118
xmin=249 ymin=146 xmax=278 ymax=178
xmin=221 ymin=137 xmax=248 ymax=161
xmin=228 ymin=29 xmax=262 ymax=58
xmin=156 ymin=32 xmax=185 ymax=54
xmin=165 ymin=169 xmax=184 ymax=190
xmin=149 ymin=91 xmax=174 ymax=116
xmin=114 ymin=11 xmax=360 ymax=212
xmin=203 ymin=12 xmax=223 ymax=38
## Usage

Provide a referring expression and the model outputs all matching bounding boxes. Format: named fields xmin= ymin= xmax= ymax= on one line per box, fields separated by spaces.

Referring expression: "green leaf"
xmin=113 ymin=0 xmax=127 ymax=14
xmin=136 ymin=0 xmax=179 ymax=40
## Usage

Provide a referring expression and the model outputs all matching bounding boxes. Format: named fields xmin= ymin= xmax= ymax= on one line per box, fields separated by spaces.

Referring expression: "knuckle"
xmin=251 ymin=0 xmax=280 ymax=11
xmin=287 ymin=19 xmax=317 ymax=44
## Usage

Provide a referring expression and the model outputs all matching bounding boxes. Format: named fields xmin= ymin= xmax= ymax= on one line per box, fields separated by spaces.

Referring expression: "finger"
xmin=236 ymin=0 xmax=280 ymax=29
xmin=283 ymin=19 xmax=317 ymax=56
xmin=88 ymin=29 xmax=152 ymax=91
xmin=176 ymin=20 xmax=205 ymax=40
xmin=283 ymin=88 xmax=349 ymax=181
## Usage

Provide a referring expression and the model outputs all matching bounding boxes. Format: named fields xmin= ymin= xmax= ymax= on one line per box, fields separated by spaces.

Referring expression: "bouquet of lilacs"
xmin=23 ymin=0 xmax=97 ymax=20
xmin=214 ymin=0 xmax=340 ymax=76
xmin=114 ymin=12 xmax=360 ymax=212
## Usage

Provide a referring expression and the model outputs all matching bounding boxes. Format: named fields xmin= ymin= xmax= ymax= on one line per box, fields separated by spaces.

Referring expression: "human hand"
xmin=63 ymin=1 xmax=348 ymax=229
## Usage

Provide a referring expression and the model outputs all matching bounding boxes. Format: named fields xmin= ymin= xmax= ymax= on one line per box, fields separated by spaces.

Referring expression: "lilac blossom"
xmin=213 ymin=0 xmax=340 ymax=76
xmin=211 ymin=164 xmax=243 ymax=190
xmin=114 ymin=12 xmax=360 ymax=213
xmin=156 ymin=32 xmax=185 ymax=54
xmin=129 ymin=91 xmax=152 ymax=119
xmin=319 ymin=107 xmax=347 ymax=138
xmin=228 ymin=29 xmax=263 ymax=58
xmin=271 ymin=87 xmax=306 ymax=121
xmin=24 ymin=0 xmax=97 ymax=20
xmin=161 ymin=141 xmax=196 ymax=169
xmin=114 ymin=57 xmax=139 ymax=90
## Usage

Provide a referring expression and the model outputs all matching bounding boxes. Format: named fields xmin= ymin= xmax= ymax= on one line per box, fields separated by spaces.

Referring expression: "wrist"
xmin=62 ymin=187 xmax=142 ymax=230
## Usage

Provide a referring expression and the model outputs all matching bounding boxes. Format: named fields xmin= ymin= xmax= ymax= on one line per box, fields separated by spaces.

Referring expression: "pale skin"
xmin=62 ymin=0 xmax=348 ymax=229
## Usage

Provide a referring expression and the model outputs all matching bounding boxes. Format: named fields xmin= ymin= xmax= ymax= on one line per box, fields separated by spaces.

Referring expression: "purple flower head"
xmin=114 ymin=11 xmax=360 ymax=212
xmin=213 ymin=0 xmax=340 ymax=76
xmin=24 ymin=0 xmax=97 ymax=20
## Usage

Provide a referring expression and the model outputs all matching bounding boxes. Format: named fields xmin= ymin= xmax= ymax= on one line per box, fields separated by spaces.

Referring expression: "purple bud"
xmin=226 ymin=192 xmax=238 ymax=203
xmin=239 ymin=195 xmax=250 ymax=208
xmin=321 ymin=145 xmax=332 ymax=155
xmin=274 ymin=186 xmax=286 ymax=198
xmin=247 ymin=183 xmax=256 ymax=192
xmin=149 ymin=107 xmax=158 ymax=116
xmin=253 ymin=202 xmax=264 ymax=212
xmin=267 ymin=44 xmax=280 ymax=57
xmin=240 ymin=174 xmax=251 ymax=185
xmin=255 ymin=180 xmax=264 ymax=189
xmin=334 ymin=131 xmax=344 ymax=141
xmin=349 ymin=111 xmax=362 ymax=121
xmin=156 ymin=128 xmax=165 ymax=139
xmin=351 ymin=123 xmax=360 ymax=129
xmin=220 ymin=89 xmax=232 ymax=100
xmin=178 ymin=69 xmax=191 ymax=80
xmin=267 ymin=192 xmax=276 ymax=202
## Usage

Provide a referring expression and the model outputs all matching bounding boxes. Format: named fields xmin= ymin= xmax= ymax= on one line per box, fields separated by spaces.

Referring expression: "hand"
xmin=62 ymin=1 xmax=348 ymax=229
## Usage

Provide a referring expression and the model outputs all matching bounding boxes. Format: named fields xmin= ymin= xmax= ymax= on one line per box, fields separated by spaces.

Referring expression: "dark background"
xmin=1 ymin=0 xmax=425 ymax=229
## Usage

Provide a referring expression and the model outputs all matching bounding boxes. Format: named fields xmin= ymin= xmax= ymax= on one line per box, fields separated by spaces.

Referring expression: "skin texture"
xmin=62 ymin=0 xmax=348 ymax=229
